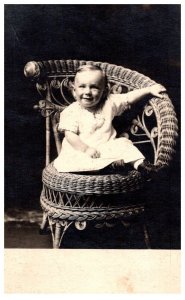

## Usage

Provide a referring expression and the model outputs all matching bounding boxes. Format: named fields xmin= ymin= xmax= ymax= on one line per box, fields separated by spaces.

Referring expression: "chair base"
xmin=39 ymin=213 xmax=151 ymax=249
xmin=39 ymin=191 xmax=151 ymax=249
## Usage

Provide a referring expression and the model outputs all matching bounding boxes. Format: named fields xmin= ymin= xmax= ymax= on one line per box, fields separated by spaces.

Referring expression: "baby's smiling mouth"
xmin=82 ymin=97 xmax=93 ymax=101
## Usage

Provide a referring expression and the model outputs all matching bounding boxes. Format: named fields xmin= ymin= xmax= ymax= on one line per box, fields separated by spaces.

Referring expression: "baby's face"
xmin=73 ymin=70 xmax=105 ymax=110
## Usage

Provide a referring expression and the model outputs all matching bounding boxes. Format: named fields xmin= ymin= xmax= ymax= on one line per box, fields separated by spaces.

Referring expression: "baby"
xmin=54 ymin=65 xmax=166 ymax=176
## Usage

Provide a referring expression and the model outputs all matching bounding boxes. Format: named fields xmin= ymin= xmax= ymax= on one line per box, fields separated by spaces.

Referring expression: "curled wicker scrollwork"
xmin=130 ymin=103 xmax=159 ymax=163
xmin=36 ymin=82 xmax=47 ymax=98
xmin=75 ymin=221 xmax=86 ymax=230
xmin=33 ymin=99 xmax=64 ymax=117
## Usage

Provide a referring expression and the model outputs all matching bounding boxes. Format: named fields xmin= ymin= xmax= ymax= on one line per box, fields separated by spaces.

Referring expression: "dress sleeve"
xmin=108 ymin=93 xmax=131 ymax=117
xmin=58 ymin=103 xmax=79 ymax=134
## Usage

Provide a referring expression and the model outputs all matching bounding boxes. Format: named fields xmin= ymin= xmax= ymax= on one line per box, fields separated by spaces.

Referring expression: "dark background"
xmin=5 ymin=4 xmax=181 ymax=248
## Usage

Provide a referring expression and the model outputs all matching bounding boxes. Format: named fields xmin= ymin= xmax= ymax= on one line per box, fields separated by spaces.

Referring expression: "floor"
xmin=4 ymin=206 xmax=180 ymax=249
xmin=4 ymin=208 xmax=153 ymax=249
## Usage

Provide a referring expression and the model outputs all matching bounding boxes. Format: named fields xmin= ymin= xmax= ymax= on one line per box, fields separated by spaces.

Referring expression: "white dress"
xmin=54 ymin=94 xmax=144 ymax=172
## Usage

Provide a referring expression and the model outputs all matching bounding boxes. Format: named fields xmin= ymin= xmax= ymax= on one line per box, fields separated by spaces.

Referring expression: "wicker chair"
xmin=24 ymin=59 xmax=178 ymax=249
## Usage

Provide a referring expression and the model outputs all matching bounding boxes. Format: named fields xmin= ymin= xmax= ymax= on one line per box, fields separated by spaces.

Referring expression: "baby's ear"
xmin=103 ymin=85 xmax=110 ymax=98
xmin=70 ymin=81 xmax=76 ymax=99
xmin=69 ymin=80 xmax=75 ymax=90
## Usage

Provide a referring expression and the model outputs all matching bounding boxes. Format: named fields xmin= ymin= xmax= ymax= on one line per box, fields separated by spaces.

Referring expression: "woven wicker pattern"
xmin=151 ymin=97 xmax=178 ymax=166
xmin=40 ymin=191 xmax=145 ymax=222
xmin=28 ymin=59 xmax=156 ymax=89
xmin=42 ymin=163 xmax=144 ymax=195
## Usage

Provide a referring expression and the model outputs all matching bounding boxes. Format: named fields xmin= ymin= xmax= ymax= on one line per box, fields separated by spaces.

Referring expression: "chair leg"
xmin=53 ymin=221 xmax=73 ymax=249
xmin=39 ymin=212 xmax=50 ymax=235
xmin=143 ymin=223 xmax=151 ymax=249
xmin=54 ymin=223 xmax=62 ymax=249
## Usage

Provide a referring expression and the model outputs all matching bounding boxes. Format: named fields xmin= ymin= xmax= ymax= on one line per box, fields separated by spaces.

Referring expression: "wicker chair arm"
xmin=24 ymin=59 xmax=156 ymax=86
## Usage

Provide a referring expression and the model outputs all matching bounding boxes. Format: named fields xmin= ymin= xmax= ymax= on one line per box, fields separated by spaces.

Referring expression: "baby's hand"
xmin=149 ymin=84 xmax=166 ymax=99
xmin=85 ymin=147 xmax=101 ymax=158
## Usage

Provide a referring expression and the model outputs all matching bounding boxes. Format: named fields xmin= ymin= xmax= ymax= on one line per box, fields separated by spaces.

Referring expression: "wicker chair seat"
xmin=42 ymin=163 xmax=143 ymax=195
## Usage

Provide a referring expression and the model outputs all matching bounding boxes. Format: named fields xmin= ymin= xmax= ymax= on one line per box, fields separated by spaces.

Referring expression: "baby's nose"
xmin=84 ymin=87 xmax=91 ymax=94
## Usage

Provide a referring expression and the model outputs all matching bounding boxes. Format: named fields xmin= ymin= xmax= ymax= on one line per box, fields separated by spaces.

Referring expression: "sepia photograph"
xmin=4 ymin=3 xmax=181 ymax=293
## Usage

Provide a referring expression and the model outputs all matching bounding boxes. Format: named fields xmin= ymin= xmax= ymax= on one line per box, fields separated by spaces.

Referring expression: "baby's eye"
xmin=91 ymin=85 xmax=99 ymax=90
xmin=79 ymin=85 xmax=85 ymax=88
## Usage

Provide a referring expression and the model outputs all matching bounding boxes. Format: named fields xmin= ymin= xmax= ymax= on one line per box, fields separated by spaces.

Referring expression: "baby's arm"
xmin=65 ymin=131 xmax=101 ymax=158
xmin=127 ymin=84 xmax=166 ymax=105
